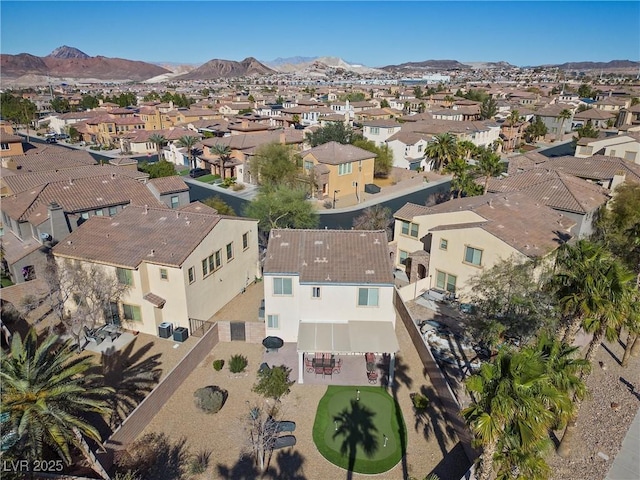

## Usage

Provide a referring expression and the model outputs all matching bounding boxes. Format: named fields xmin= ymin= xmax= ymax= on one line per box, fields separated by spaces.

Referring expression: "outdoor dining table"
xmin=312 ymin=357 xmax=336 ymax=369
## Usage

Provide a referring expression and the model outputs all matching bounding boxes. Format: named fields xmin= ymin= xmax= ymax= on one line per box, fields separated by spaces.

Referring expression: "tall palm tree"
xmin=148 ymin=133 xmax=166 ymax=162
xmin=425 ymin=133 xmax=458 ymax=172
xmin=507 ymin=110 xmax=520 ymax=151
xmin=457 ymin=140 xmax=477 ymax=160
xmin=443 ymin=157 xmax=472 ymax=198
xmin=0 ymin=329 xmax=113 ymax=467
xmin=333 ymin=399 xmax=379 ymax=480
xmin=177 ymin=135 xmax=199 ymax=169
xmin=557 ymin=109 xmax=572 ymax=142
xmin=210 ymin=144 xmax=232 ymax=180
xmin=476 ymin=150 xmax=504 ymax=194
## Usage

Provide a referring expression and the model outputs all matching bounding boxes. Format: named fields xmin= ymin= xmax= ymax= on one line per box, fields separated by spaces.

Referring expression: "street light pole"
xmin=333 ymin=189 xmax=340 ymax=209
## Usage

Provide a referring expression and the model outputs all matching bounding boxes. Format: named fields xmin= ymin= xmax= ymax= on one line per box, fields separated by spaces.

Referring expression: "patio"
xmin=84 ymin=331 xmax=136 ymax=355
xmin=263 ymin=343 xmax=389 ymax=387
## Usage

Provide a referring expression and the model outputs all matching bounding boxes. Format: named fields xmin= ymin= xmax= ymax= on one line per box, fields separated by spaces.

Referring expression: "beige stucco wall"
xmin=304 ymin=152 xmax=375 ymax=201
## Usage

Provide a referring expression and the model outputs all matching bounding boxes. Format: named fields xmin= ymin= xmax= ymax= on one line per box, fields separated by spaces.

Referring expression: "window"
xmin=439 ymin=238 xmax=448 ymax=250
xmin=624 ymin=151 xmax=635 ymax=161
xmin=304 ymin=160 xmax=314 ymax=170
xmin=242 ymin=232 xmax=249 ymax=250
xmin=370 ymin=126 xmax=380 ymax=135
xmin=226 ymin=242 xmax=234 ymax=261
xmin=122 ymin=304 xmax=142 ymax=322
xmin=170 ymin=196 xmax=179 ymax=209
xmin=202 ymin=258 xmax=209 ymax=276
xmin=160 ymin=268 xmax=168 ymax=280
xmin=338 ymin=162 xmax=353 ymax=176
xmin=312 ymin=287 xmax=321 ymax=298
xmin=464 ymin=246 xmax=483 ymax=266
xmin=116 ymin=267 xmax=133 ymax=285
xmin=398 ymin=250 xmax=408 ymax=265
xmin=188 ymin=267 xmax=195 ymax=284
xmin=418 ymin=144 xmax=423 ymax=153
xmin=358 ymin=288 xmax=379 ymax=307
xmin=95 ymin=209 xmax=103 ymax=216
xmin=609 ymin=150 xmax=617 ymax=158
xmin=208 ymin=254 xmax=215 ymax=273
xmin=214 ymin=250 xmax=222 ymax=269
xmin=400 ymin=220 xmax=419 ymax=238
xmin=273 ymin=277 xmax=292 ymax=295
xmin=267 ymin=314 xmax=279 ymax=329
xmin=436 ymin=270 xmax=457 ymax=293
xmin=0 ymin=143 xmax=9 ymax=151
xmin=109 ymin=206 xmax=117 ymax=216
xmin=81 ymin=212 xmax=90 ymax=220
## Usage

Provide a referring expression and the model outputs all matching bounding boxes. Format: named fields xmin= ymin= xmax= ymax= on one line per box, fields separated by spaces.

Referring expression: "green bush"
xmin=189 ymin=450 xmax=211 ymax=474
xmin=229 ymin=354 xmax=248 ymax=373
xmin=212 ymin=359 xmax=224 ymax=371
xmin=194 ymin=386 xmax=226 ymax=414
xmin=411 ymin=393 xmax=430 ymax=410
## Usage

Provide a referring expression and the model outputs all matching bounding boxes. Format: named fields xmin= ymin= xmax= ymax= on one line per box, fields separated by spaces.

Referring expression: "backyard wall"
xmin=394 ymin=289 xmax=478 ymax=465
xmin=216 ymin=320 xmax=264 ymax=343
xmin=97 ymin=322 xmax=220 ymax=470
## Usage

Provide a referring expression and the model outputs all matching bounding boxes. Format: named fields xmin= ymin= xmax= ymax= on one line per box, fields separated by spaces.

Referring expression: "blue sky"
xmin=1 ymin=1 xmax=638 ymax=67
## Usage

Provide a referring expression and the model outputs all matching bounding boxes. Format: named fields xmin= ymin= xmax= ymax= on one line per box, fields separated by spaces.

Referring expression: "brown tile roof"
xmin=200 ymin=130 xmax=304 ymax=152
xmin=361 ymin=119 xmax=401 ymax=128
xmin=573 ymin=109 xmax=617 ymax=121
xmin=507 ymin=152 xmax=550 ymax=174
xmin=148 ymin=176 xmax=188 ymax=195
xmin=52 ymin=205 xmax=231 ymax=268
xmin=302 ymin=141 xmax=376 ymax=165
xmin=485 ymin=169 xmax=610 ymax=214
xmin=264 ymin=229 xmax=393 ymax=285
xmin=0 ymin=230 xmax=43 ymax=264
xmin=394 ymin=193 xmax=575 ymax=258
xmin=178 ymin=201 xmax=219 ymax=215
xmin=0 ymin=132 xmax=23 ymax=143
xmin=2 ymin=145 xmax=97 ymax=173
xmin=522 ymin=155 xmax=640 ymax=183
xmin=143 ymin=292 xmax=166 ymax=308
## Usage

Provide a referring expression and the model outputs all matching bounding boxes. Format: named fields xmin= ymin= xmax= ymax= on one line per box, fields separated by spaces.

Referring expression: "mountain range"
xmin=1 ymin=46 xmax=638 ymax=86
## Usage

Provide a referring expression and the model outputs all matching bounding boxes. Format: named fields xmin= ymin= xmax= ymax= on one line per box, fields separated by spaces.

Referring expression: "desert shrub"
xmin=189 ymin=449 xmax=211 ymax=474
xmin=232 ymin=182 xmax=245 ymax=191
xmin=411 ymin=393 xmax=430 ymax=410
xmin=194 ymin=386 xmax=227 ymax=414
xmin=212 ymin=359 xmax=224 ymax=371
xmin=115 ymin=432 xmax=189 ymax=480
xmin=229 ymin=354 xmax=248 ymax=373
xmin=323 ymin=200 xmax=333 ymax=209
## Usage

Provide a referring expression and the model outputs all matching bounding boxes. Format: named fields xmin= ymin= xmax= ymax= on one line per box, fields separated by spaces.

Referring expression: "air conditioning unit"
xmin=158 ymin=322 xmax=173 ymax=339
xmin=40 ymin=233 xmax=52 ymax=241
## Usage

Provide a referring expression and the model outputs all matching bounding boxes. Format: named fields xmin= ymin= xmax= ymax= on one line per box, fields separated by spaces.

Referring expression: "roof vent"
xmin=143 ymin=205 xmax=148 ymax=214
xmin=373 ymin=238 xmax=380 ymax=245
xmin=176 ymin=211 xmax=180 ymax=218
xmin=111 ymin=172 xmax=116 ymax=179
xmin=67 ymin=240 xmax=72 ymax=245
xmin=314 ymin=240 xmax=323 ymax=245
xmin=186 ymin=220 xmax=190 ymax=226
xmin=365 ymin=270 xmax=375 ymax=275
xmin=325 ymin=275 xmax=331 ymax=281
xmin=302 ymin=260 xmax=307 ymax=267
xmin=281 ymin=242 xmax=289 ymax=247
xmin=69 ymin=179 xmax=74 ymax=186
xmin=149 ymin=249 xmax=155 ymax=257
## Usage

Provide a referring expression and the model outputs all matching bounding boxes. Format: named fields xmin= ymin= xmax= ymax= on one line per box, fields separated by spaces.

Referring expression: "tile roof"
xmin=302 ymin=141 xmax=376 ymax=165
xmin=1 ymin=145 xmax=97 ymax=172
xmin=148 ymin=176 xmax=188 ymax=195
xmin=200 ymin=130 xmax=304 ymax=152
xmin=485 ymin=169 xmax=610 ymax=214
xmin=264 ymin=229 xmax=393 ymax=285
xmin=52 ymin=205 xmax=238 ymax=268
xmin=0 ymin=132 xmax=23 ymax=143
xmin=522 ymin=155 xmax=640 ymax=183
xmin=394 ymin=193 xmax=575 ymax=258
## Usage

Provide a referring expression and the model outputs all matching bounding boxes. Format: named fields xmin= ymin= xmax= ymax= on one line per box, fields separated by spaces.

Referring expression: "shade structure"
xmin=297 ymin=321 xmax=399 ymax=354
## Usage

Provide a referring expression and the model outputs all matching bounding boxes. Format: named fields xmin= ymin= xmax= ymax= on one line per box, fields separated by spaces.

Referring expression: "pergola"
xmin=296 ymin=321 xmax=400 ymax=385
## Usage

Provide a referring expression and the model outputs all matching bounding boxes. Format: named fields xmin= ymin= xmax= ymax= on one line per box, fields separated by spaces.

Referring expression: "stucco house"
xmin=575 ymin=134 xmax=640 ymax=164
xmin=391 ymin=193 xmax=575 ymax=300
xmin=263 ymin=229 xmax=399 ymax=384
xmin=52 ymin=203 xmax=259 ymax=337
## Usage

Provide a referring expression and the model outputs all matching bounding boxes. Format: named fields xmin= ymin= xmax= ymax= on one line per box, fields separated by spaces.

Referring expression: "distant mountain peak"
xmin=47 ymin=45 xmax=90 ymax=59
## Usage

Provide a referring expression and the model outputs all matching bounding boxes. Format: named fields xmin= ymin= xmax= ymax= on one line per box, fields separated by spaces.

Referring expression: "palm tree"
xmin=148 ymin=133 xmax=166 ymax=162
xmin=557 ymin=109 xmax=572 ymax=142
xmin=462 ymin=348 xmax=559 ymax=480
xmin=210 ymin=144 xmax=232 ymax=180
xmin=177 ymin=135 xmax=199 ymax=170
xmin=0 ymin=329 xmax=113 ymax=467
xmin=476 ymin=150 xmax=504 ymax=194
xmin=333 ymin=399 xmax=379 ymax=480
xmin=443 ymin=158 xmax=472 ymax=198
xmin=457 ymin=140 xmax=477 ymax=160
xmin=507 ymin=110 xmax=520 ymax=151
xmin=425 ymin=133 xmax=458 ymax=172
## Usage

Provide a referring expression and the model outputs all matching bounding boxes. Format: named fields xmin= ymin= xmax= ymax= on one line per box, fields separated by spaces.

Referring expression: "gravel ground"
xmin=548 ymin=339 xmax=640 ymax=480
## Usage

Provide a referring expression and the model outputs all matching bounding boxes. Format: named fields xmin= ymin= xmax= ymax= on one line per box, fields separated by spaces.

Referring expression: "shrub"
xmin=323 ymin=200 xmax=333 ymax=209
xmin=411 ymin=393 xmax=430 ymax=410
xmin=194 ymin=386 xmax=227 ymax=414
xmin=229 ymin=354 xmax=248 ymax=373
xmin=212 ymin=359 xmax=224 ymax=371
xmin=232 ymin=183 xmax=245 ymax=191
xmin=189 ymin=449 xmax=211 ymax=474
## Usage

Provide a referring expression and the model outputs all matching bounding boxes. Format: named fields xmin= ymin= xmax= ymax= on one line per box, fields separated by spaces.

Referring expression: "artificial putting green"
xmin=312 ymin=386 xmax=407 ymax=474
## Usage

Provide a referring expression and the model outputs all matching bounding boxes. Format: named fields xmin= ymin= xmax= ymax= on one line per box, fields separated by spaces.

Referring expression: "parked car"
xmin=55 ymin=133 xmax=69 ymax=140
xmin=189 ymin=168 xmax=209 ymax=178
xmin=45 ymin=137 xmax=57 ymax=144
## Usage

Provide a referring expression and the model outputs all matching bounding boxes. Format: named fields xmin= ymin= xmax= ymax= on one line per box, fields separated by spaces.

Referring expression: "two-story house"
xmin=52 ymin=204 xmax=260 ymax=337
xmin=362 ymin=120 xmax=402 ymax=147
xmin=263 ymin=228 xmax=399 ymax=384
xmin=301 ymin=141 xmax=375 ymax=204
xmin=391 ymin=193 xmax=575 ymax=300
xmin=0 ymin=123 xmax=24 ymax=158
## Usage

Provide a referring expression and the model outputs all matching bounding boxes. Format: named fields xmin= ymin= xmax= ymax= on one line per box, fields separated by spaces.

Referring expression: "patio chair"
xmin=84 ymin=326 xmax=103 ymax=345
xmin=323 ymin=366 xmax=333 ymax=378
xmin=367 ymin=371 xmax=379 ymax=384
xmin=332 ymin=358 xmax=342 ymax=374
xmin=271 ymin=435 xmax=296 ymax=450
xmin=314 ymin=366 xmax=324 ymax=378
xmin=305 ymin=357 xmax=314 ymax=373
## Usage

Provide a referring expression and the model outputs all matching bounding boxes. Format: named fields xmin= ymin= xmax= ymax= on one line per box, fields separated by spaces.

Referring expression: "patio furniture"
xmin=258 ymin=362 xmax=270 ymax=374
xmin=266 ymin=418 xmax=296 ymax=434
xmin=84 ymin=326 xmax=104 ymax=345
xmin=305 ymin=357 xmax=314 ymax=373
xmin=314 ymin=366 xmax=324 ymax=377
xmin=365 ymin=352 xmax=375 ymax=364
xmin=262 ymin=336 xmax=284 ymax=353
xmin=97 ymin=324 xmax=120 ymax=341
xmin=332 ymin=358 xmax=342 ymax=374
xmin=271 ymin=435 xmax=296 ymax=450
xmin=367 ymin=371 xmax=379 ymax=384
xmin=323 ymin=366 xmax=333 ymax=378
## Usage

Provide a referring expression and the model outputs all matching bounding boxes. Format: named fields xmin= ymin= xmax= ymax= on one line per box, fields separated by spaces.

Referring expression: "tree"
xmin=577 ymin=84 xmax=595 ymax=99
xmin=380 ymin=99 xmax=390 ymax=108
xmin=244 ymin=187 xmax=319 ymax=243
xmin=50 ymin=96 xmax=71 ymax=113
xmin=81 ymin=94 xmax=100 ymax=110
xmin=557 ymin=109 xmax=572 ymax=141
xmin=443 ymin=158 xmax=478 ymax=199
xmin=201 ymin=196 xmax=236 ymax=216
xmin=248 ymin=94 xmax=255 ymax=103
xmin=424 ymin=133 xmax=458 ymax=172
xmin=457 ymin=140 xmax=477 ymax=160
xmin=507 ymin=110 xmax=521 ymax=151
xmin=68 ymin=125 xmax=81 ymax=142
xmin=148 ymin=133 xmax=166 ymax=162
xmin=305 ymin=122 xmax=362 ymax=147
xmin=475 ymin=149 xmax=504 ymax=194
xmin=352 ymin=138 xmax=393 ymax=177
xmin=245 ymin=406 xmax=280 ymax=472
xmin=333 ymin=400 xmax=379 ymax=480
xmin=524 ymin=116 xmax=548 ymax=143
xmin=0 ymin=329 xmax=113 ymax=467
xmin=480 ymin=97 xmax=498 ymax=120
xmin=574 ymin=120 xmax=599 ymax=140
xmin=352 ymin=205 xmax=393 ymax=240
xmin=413 ymin=86 xmax=424 ymax=99
xmin=138 ymin=160 xmax=176 ymax=178
xmin=252 ymin=365 xmax=294 ymax=401
xmin=177 ymin=135 xmax=199 ymax=170
xmin=251 ymin=142 xmax=299 ymax=188
xmin=210 ymin=144 xmax=232 ymax=180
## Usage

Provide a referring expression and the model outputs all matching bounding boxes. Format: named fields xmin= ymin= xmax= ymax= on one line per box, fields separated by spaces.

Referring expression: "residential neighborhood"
xmin=1 ymin=3 xmax=640 ymax=480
